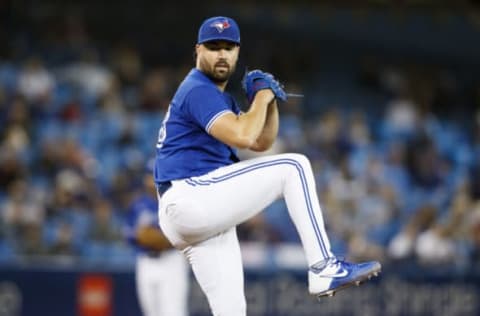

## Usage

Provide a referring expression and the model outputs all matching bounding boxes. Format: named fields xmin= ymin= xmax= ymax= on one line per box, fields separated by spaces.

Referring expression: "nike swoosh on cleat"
xmin=320 ymin=268 xmax=349 ymax=278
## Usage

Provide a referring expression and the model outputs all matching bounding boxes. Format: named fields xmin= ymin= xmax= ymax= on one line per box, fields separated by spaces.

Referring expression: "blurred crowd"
xmin=238 ymin=65 xmax=480 ymax=273
xmin=1 ymin=12 xmax=480 ymax=275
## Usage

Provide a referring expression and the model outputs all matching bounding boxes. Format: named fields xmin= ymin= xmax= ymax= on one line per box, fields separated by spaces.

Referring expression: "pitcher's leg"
xmin=280 ymin=153 xmax=334 ymax=264
xmin=189 ymin=153 xmax=333 ymax=265
xmin=183 ymin=227 xmax=246 ymax=316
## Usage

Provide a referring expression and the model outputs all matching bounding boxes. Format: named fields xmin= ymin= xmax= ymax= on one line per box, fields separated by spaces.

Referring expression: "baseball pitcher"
xmin=154 ymin=16 xmax=381 ymax=316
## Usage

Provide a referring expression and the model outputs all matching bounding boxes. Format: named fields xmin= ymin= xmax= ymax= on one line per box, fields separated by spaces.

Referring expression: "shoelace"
xmin=310 ymin=256 xmax=347 ymax=273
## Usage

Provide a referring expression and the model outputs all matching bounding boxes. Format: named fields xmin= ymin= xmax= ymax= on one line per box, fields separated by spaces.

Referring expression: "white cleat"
xmin=309 ymin=257 xmax=382 ymax=299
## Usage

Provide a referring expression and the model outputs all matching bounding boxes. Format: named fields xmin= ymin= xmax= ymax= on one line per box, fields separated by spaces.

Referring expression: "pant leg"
xmin=159 ymin=153 xmax=333 ymax=265
xmin=136 ymin=252 xmax=189 ymax=316
xmin=136 ymin=256 xmax=160 ymax=316
xmin=157 ymin=251 xmax=190 ymax=316
xmin=183 ymin=227 xmax=246 ymax=316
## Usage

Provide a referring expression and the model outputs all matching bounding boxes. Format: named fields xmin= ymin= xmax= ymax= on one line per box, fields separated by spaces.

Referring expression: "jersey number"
xmin=156 ymin=105 xmax=171 ymax=149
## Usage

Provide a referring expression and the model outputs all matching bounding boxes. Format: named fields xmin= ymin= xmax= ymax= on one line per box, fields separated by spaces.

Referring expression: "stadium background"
xmin=1 ymin=0 xmax=480 ymax=315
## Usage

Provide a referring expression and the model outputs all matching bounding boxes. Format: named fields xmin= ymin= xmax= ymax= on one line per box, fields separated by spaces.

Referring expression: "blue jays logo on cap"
xmin=197 ymin=16 xmax=241 ymax=45
xmin=211 ymin=19 xmax=231 ymax=33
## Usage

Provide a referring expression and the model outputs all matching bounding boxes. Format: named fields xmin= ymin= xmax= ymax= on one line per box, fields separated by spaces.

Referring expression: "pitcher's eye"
xmin=204 ymin=41 xmax=236 ymax=51
xmin=204 ymin=43 xmax=220 ymax=51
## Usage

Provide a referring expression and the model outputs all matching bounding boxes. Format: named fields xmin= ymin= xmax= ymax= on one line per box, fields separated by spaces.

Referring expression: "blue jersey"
xmin=124 ymin=194 xmax=159 ymax=254
xmin=154 ymin=68 xmax=241 ymax=184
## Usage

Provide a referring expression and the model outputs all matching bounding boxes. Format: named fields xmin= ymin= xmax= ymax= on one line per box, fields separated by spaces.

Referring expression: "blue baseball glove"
xmin=242 ymin=69 xmax=287 ymax=104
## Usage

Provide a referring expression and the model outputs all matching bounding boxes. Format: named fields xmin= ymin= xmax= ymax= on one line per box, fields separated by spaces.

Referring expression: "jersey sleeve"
xmin=228 ymin=93 xmax=242 ymax=115
xmin=184 ymin=86 xmax=234 ymax=133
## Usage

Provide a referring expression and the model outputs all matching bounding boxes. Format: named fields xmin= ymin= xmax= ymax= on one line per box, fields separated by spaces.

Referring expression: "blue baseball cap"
xmin=197 ymin=16 xmax=241 ymax=45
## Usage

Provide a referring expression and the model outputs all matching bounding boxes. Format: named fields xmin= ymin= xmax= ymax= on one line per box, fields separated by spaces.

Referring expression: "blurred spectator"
xmin=470 ymin=202 xmax=480 ymax=268
xmin=59 ymin=48 xmax=113 ymax=98
xmin=0 ymin=97 xmax=32 ymax=168
xmin=414 ymin=185 xmax=473 ymax=266
xmin=347 ymin=111 xmax=371 ymax=149
xmin=17 ymin=56 xmax=55 ymax=104
xmin=322 ymin=156 xmax=364 ymax=253
xmin=110 ymin=44 xmax=143 ymax=87
xmin=388 ymin=205 xmax=437 ymax=260
xmin=0 ymin=151 xmax=27 ymax=193
xmin=381 ymin=141 xmax=410 ymax=211
xmin=139 ymin=69 xmax=171 ymax=112
xmin=1 ymin=178 xmax=46 ymax=256
xmin=42 ymin=170 xmax=90 ymax=257
xmin=48 ymin=221 xmax=76 ymax=256
xmin=97 ymin=78 xmax=127 ymax=114
xmin=35 ymin=140 xmax=64 ymax=179
xmin=0 ymin=124 xmax=29 ymax=160
xmin=349 ymin=180 xmax=397 ymax=262
xmin=383 ymin=93 xmax=420 ymax=141
xmin=4 ymin=96 xmax=31 ymax=130
xmin=87 ymin=197 xmax=123 ymax=244
xmin=308 ymin=109 xmax=349 ymax=163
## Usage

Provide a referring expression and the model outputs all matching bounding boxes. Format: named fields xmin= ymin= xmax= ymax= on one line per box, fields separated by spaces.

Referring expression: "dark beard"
xmin=205 ymin=68 xmax=231 ymax=84
xmin=202 ymin=59 xmax=236 ymax=84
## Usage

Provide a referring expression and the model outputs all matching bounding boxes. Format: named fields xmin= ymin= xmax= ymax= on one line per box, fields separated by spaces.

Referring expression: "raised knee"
xmin=284 ymin=153 xmax=311 ymax=168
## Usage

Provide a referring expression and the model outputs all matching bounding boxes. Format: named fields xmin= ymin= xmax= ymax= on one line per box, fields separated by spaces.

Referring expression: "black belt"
xmin=157 ymin=181 xmax=172 ymax=196
xmin=145 ymin=251 xmax=163 ymax=258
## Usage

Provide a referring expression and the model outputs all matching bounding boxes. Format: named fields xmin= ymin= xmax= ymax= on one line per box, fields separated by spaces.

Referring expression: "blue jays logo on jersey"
xmin=210 ymin=19 xmax=230 ymax=33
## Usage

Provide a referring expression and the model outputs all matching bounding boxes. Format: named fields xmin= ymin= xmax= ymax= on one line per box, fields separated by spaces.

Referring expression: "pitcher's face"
xmin=196 ymin=41 xmax=239 ymax=83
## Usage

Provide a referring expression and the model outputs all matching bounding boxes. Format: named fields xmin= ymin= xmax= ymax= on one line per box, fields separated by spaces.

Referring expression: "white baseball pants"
xmin=136 ymin=250 xmax=189 ymax=316
xmin=159 ymin=153 xmax=333 ymax=316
